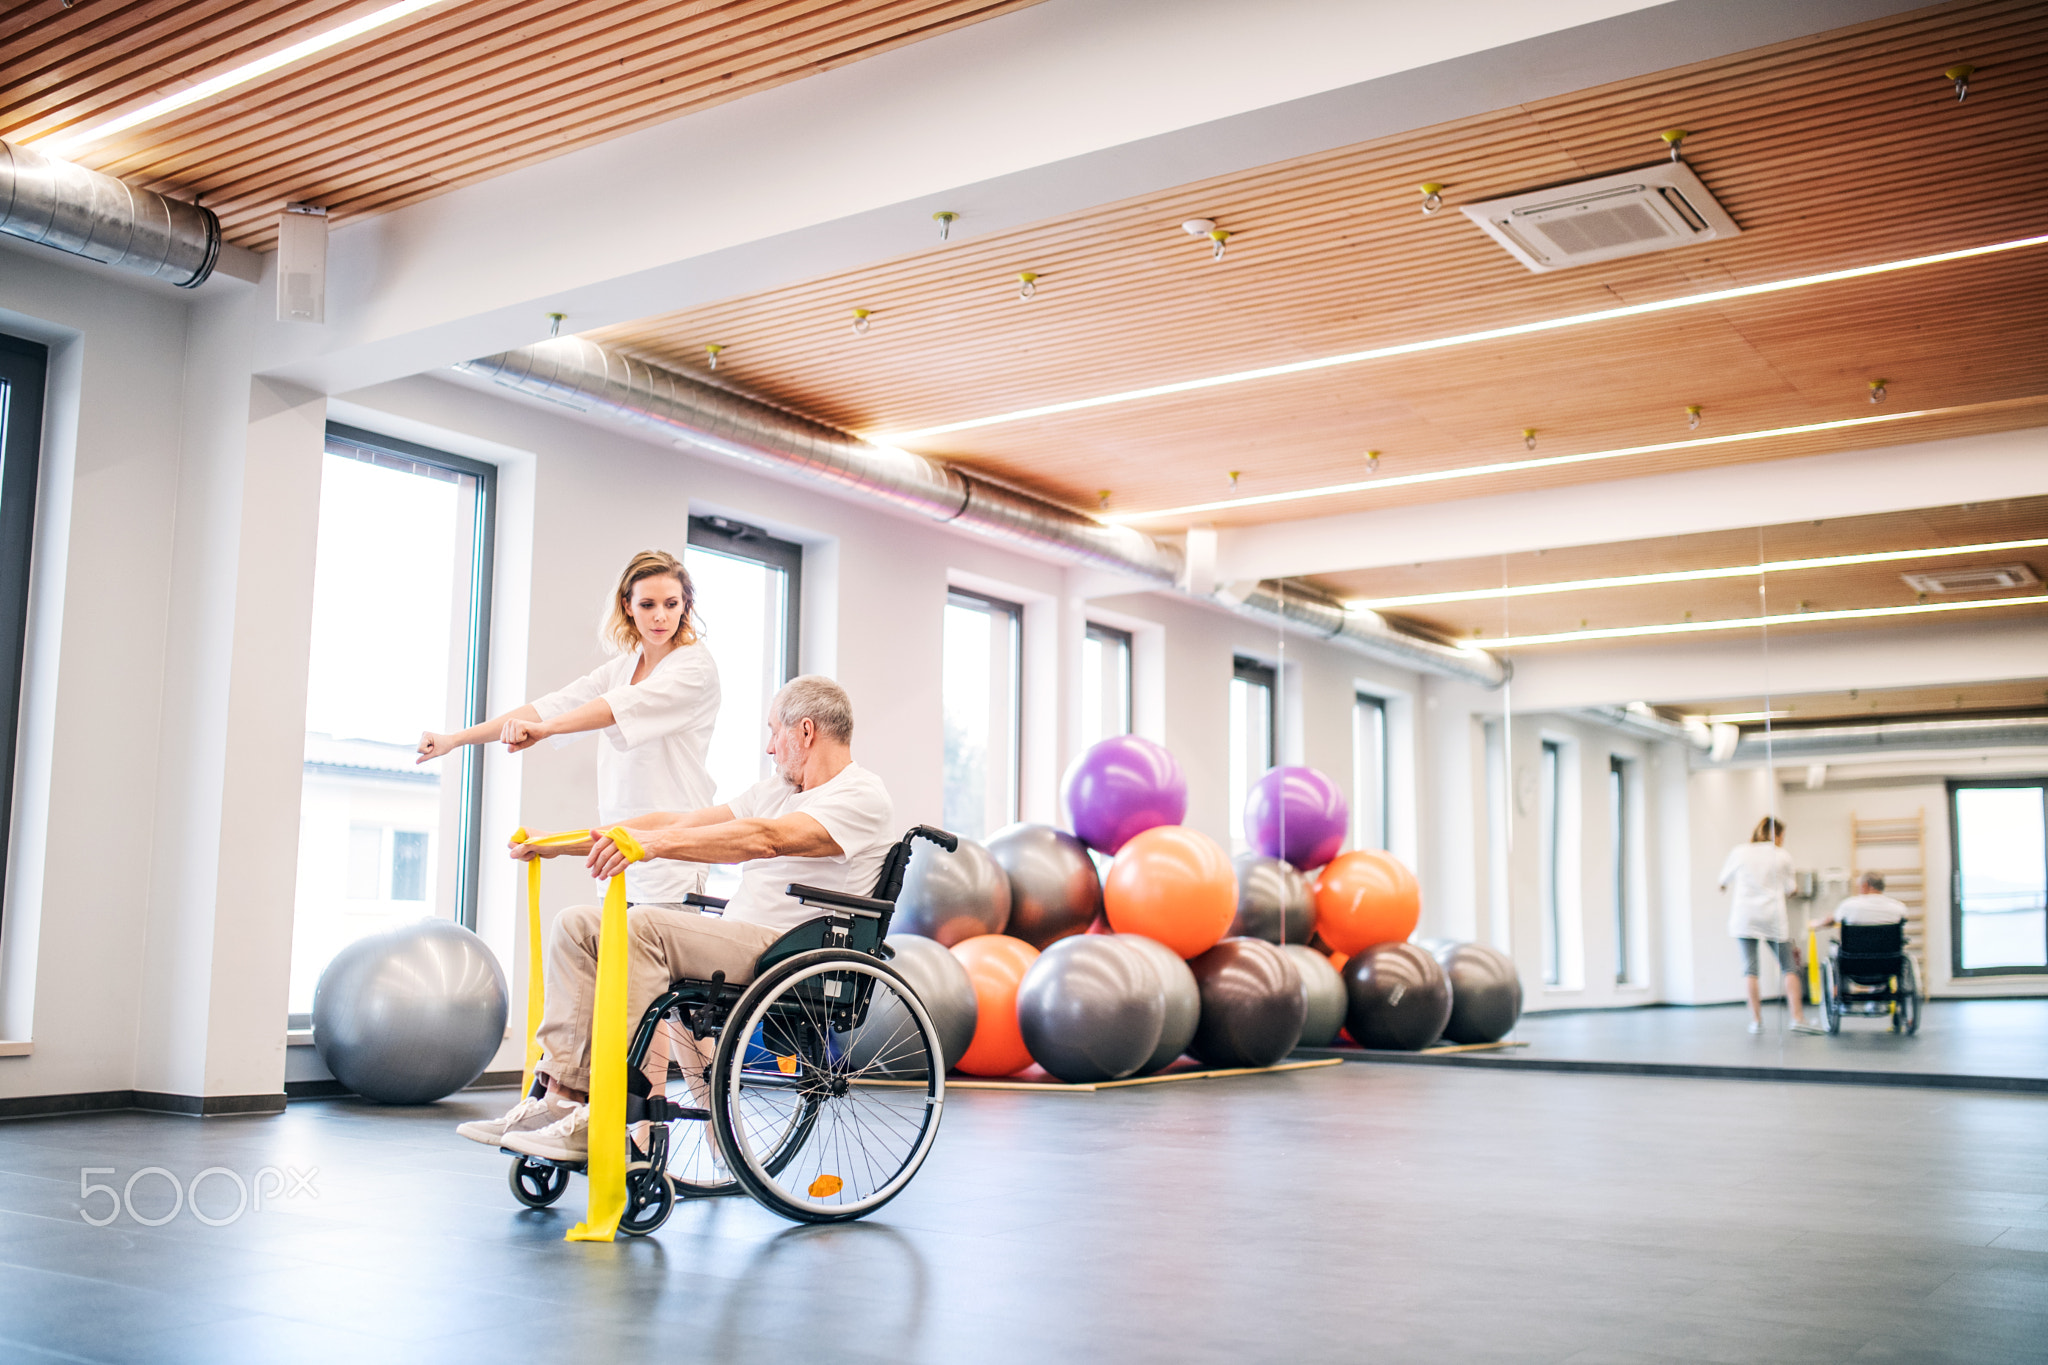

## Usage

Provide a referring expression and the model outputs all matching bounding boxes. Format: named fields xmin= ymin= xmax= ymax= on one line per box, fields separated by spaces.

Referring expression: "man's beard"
xmin=776 ymin=757 xmax=803 ymax=790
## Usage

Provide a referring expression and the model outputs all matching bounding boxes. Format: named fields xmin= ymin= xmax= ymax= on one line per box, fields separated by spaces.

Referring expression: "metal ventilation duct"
xmin=456 ymin=339 xmax=1506 ymax=688
xmin=0 ymin=138 xmax=221 ymax=288
xmin=1727 ymin=715 xmax=2048 ymax=760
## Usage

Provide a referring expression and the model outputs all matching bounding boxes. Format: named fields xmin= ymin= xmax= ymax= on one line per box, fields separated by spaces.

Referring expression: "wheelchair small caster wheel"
xmin=620 ymin=1160 xmax=676 ymax=1236
xmin=509 ymin=1156 xmax=570 ymax=1209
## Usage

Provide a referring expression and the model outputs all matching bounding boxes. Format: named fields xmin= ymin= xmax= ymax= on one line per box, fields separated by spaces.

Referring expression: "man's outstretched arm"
xmin=588 ymin=812 xmax=842 ymax=879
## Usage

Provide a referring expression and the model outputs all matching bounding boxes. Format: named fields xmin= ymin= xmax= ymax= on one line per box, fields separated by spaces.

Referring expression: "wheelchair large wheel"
xmin=1894 ymin=957 xmax=1921 ymax=1035
xmin=658 ymin=1022 xmax=818 ymax=1198
xmin=711 ymin=950 xmax=945 ymax=1225
xmin=1821 ymin=960 xmax=1841 ymax=1034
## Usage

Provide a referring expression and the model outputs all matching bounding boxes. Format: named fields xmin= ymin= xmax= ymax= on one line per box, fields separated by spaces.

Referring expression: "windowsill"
xmin=0 ymin=1040 xmax=31 ymax=1057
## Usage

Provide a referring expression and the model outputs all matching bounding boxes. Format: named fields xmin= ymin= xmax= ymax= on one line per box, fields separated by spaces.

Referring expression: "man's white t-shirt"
xmin=1719 ymin=841 xmax=1795 ymax=942
xmin=533 ymin=643 xmax=719 ymax=904
xmin=721 ymin=762 xmax=896 ymax=936
xmin=1835 ymin=893 xmax=1909 ymax=926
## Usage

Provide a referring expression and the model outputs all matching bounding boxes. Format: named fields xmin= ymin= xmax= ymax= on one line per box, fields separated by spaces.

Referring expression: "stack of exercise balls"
xmin=884 ymin=734 xmax=1521 ymax=1083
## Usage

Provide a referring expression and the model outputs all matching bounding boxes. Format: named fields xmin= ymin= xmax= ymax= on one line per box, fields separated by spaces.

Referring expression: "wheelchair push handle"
xmin=910 ymin=824 xmax=959 ymax=853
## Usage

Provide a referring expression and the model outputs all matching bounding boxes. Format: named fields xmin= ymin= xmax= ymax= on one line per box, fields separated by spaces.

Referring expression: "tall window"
xmin=685 ymin=516 xmax=801 ymax=802
xmin=943 ymin=589 xmax=1022 ymax=841
xmin=1949 ymin=780 xmax=2047 ymax=975
xmin=1609 ymin=755 xmax=1631 ymax=984
xmin=1080 ymin=622 xmax=1132 ymax=749
xmin=1539 ymin=739 xmax=1563 ymax=986
xmin=1228 ymin=656 xmax=1277 ymax=854
xmin=1352 ymin=692 xmax=1388 ymax=851
xmin=0 ymin=335 xmax=47 ymax=943
xmin=289 ymin=425 xmax=494 ymax=1019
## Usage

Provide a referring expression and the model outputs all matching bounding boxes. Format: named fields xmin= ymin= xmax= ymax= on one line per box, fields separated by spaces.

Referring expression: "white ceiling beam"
xmin=253 ymin=0 xmax=1924 ymax=394
xmin=1217 ymin=428 xmax=2048 ymax=583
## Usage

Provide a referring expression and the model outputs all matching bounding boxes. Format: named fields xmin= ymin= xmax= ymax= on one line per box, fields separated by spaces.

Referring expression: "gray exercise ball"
xmin=1016 ymin=935 xmax=1165 ymax=1083
xmin=1431 ymin=941 xmax=1524 ymax=1044
xmin=1114 ymin=933 xmax=1200 ymax=1075
xmin=1188 ymin=937 xmax=1306 ymax=1069
xmin=1278 ymin=943 xmax=1347 ymax=1047
xmin=986 ymin=823 xmax=1102 ymax=949
xmin=1230 ymin=854 xmax=1316 ymax=944
xmin=1341 ymin=941 xmax=1452 ymax=1051
xmin=312 ymin=918 xmax=508 ymax=1104
xmin=839 ymin=933 xmax=979 ymax=1076
xmin=892 ymin=836 xmax=1012 ymax=945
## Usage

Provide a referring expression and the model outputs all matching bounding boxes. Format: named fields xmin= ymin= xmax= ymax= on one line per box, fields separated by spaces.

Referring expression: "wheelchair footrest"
xmin=633 ymin=1095 xmax=710 ymax=1123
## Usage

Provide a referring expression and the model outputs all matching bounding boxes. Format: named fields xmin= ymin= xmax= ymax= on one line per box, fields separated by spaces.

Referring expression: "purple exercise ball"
xmin=1242 ymin=766 xmax=1349 ymax=870
xmin=1062 ymin=735 xmax=1188 ymax=855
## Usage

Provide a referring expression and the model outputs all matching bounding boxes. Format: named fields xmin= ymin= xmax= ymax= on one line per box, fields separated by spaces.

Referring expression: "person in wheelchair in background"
xmin=1810 ymin=872 xmax=1909 ymax=931
xmin=457 ymin=674 xmax=894 ymax=1164
xmin=1809 ymin=872 xmax=1920 ymax=1036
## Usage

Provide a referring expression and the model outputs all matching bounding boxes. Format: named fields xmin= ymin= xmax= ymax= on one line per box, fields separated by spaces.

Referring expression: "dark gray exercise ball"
xmin=1341 ymin=941 xmax=1452 ymax=1051
xmin=1432 ymin=941 xmax=1524 ymax=1044
xmin=892 ymin=836 xmax=1012 ymax=945
xmin=1229 ymin=854 xmax=1316 ymax=945
xmin=1277 ymin=943 xmax=1346 ymax=1047
xmin=1016 ymin=935 xmax=1165 ymax=1083
xmin=312 ymin=918 xmax=508 ymax=1104
xmin=1187 ymin=937 xmax=1306 ymax=1069
xmin=986 ymin=823 xmax=1102 ymax=949
xmin=838 ymin=934 xmax=979 ymax=1076
xmin=1114 ymin=933 xmax=1201 ymax=1074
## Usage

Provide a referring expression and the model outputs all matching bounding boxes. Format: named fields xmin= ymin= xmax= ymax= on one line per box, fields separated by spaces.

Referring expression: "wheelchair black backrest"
xmin=1838 ymin=920 xmax=1905 ymax=983
xmin=751 ymin=825 xmax=959 ymax=977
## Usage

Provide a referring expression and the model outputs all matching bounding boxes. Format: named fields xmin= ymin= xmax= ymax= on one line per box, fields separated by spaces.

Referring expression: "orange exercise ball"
xmin=1102 ymin=825 xmax=1237 ymax=959
xmin=949 ymin=934 xmax=1040 ymax=1076
xmin=1314 ymin=849 xmax=1420 ymax=955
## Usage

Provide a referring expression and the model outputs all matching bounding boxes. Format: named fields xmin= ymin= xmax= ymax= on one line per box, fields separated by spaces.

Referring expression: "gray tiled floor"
xmin=1 ymin=1065 xmax=2045 ymax=1363
xmin=1504 ymin=998 xmax=2048 ymax=1081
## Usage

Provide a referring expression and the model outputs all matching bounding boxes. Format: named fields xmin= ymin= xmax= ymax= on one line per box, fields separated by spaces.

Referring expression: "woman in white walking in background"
xmin=416 ymin=549 xmax=722 ymax=1145
xmin=1719 ymin=815 xmax=1824 ymax=1035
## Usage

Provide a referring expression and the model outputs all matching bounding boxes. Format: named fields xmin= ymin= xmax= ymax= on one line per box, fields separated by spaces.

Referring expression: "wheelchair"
xmin=1818 ymin=920 xmax=1920 ymax=1036
xmin=505 ymin=824 xmax=958 ymax=1228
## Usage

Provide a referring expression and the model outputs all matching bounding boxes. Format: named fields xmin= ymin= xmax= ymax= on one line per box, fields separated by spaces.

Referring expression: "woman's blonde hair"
xmin=1751 ymin=815 xmax=1785 ymax=843
xmin=603 ymin=550 xmax=698 ymax=654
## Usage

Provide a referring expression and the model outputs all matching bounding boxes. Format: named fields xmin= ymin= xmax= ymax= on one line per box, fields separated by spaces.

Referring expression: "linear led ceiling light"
xmin=872 ymin=233 xmax=2048 ymax=446
xmin=1105 ymin=400 xmax=2034 ymax=524
xmin=1482 ymin=594 xmax=2048 ymax=649
xmin=1344 ymin=536 xmax=2048 ymax=611
xmin=32 ymin=0 xmax=448 ymax=158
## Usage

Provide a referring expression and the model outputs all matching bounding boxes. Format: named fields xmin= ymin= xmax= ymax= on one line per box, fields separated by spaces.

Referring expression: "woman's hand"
xmin=501 ymin=717 xmax=550 ymax=753
xmin=417 ymin=731 xmax=457 ymax=763
xmin=587 ymin=834 xmax=632 ymax=881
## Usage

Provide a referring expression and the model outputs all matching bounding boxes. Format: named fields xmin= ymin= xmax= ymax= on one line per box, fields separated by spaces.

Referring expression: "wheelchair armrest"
xmin=786 ymin=883 xmax=890 ymax=918
xmin=683 ymin=892 xmax=729 ymax=914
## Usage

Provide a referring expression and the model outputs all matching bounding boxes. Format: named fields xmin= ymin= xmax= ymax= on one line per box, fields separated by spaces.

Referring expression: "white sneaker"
xmin=1791 ymin=1020 xmax=1828 ymax=1035
xmin=1746 ymin=1021 xmax=1763 ymax=1034
xmin=456 ymin=1095 xmax=552 ymax=1146
xmin=502 ymin=1103 xmax=591 ymax=1163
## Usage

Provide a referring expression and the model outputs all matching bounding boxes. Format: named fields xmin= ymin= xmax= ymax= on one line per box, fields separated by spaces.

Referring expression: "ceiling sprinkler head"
xmin=1181 ymin=218 xmax=1217 ymax=237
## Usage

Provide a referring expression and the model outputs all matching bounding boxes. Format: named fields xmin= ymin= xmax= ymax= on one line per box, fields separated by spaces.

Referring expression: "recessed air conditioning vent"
xmin=1460 ymin=162 xmax=1740 ymax=273
xmin=1900 ymin=564 xmax=2040 ymax=594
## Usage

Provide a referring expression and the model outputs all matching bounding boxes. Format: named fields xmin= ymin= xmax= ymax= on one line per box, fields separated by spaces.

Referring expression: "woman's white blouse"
xmin=533 ymin=642 xmax=719 ymax=904
xmin=1718 ymin=841 xmax=1795 ymax=942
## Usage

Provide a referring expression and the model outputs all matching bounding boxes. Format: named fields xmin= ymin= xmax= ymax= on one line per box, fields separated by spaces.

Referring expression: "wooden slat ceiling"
xmin=590 ymin=0 xmax=2048 ymax=528
xmin=1307 ymin=495 xmax=2048 ymax=648
xmin=0 ymin=0 xmax=1047 ymax=249
xmin=1659 ymin=677 xmax=2048 ymax=725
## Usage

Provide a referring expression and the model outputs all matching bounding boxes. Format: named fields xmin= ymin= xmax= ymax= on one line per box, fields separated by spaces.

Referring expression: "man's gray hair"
xmin=771 ymin=675 xmax=854 ymax=743
xmin=1860 ymin=872 xmax=1885 ymax=893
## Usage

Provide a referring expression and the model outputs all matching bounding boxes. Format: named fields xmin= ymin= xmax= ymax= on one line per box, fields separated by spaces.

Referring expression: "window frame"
xmin=944 ymin=587 xmax=1024 ymax=837
xmin=1609 ymin=754 xmax=1631 ymax=985
xmin=1539 ymin=738 xmax=1564 ymax=987
xmin=1946 ymin=776 xmax=2048 ymax=978
xmin=1232 ymin=655 xmax=1278 ymax=766
xmin=0 ymin=334 xmax=48 ymax=947
xmin=1353 ymin=691 xmax=1389 ymax=851
xmin=322 ymin=422 xmax=496 ymax=930
xmin=687 ymin=514 xmax=803 ymax=687
xmin=1083 ymin=620 xmax=1134 ymax=742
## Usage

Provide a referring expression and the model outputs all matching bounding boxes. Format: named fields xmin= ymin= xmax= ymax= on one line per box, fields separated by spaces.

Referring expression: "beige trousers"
xmin=534 ymin=903 xmax=780 ymax=1092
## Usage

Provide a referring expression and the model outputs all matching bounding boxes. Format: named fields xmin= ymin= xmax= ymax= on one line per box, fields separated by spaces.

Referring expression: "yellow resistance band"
xmin=510 ymin=824 xmax=646 ymax=1245
xmin=1807 ymin=927 xmax=1823 ymax=1008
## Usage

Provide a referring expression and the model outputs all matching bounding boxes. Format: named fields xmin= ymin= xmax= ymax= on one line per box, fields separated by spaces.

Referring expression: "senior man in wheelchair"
xmin=457 ymin=674 xmax=894 ymax=1164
